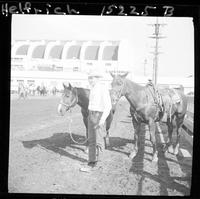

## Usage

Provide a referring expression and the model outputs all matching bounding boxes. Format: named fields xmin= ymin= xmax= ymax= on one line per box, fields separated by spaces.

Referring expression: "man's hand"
xmin=98 ymin=119 xmax=105 ymax=126
xmin=94 ymin=122 xmax=104 ymax=130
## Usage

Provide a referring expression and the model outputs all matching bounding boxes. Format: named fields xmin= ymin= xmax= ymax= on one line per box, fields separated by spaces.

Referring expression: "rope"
xmin=67 ymin=108 xmax=89 ymax=145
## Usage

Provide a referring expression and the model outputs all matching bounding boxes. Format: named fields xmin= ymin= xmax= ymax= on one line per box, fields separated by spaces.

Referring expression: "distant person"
xmin=18 ymin=82 xmax=27 ymax=99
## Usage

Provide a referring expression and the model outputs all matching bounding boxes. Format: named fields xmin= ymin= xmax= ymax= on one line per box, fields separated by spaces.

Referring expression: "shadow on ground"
xmin=21 ymin=129 xmax=191 ymax=195
xmin=22 ymin=132 xmax=88 ymax=163
xmin=105 ymin=136 xmax=134 ymax=156
xmin=128 ymin=127 xmax=191 ymax=196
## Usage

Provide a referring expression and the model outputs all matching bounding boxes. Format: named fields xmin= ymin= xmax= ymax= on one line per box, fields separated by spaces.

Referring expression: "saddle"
xmin=146 ymin=84 xmax=182 ymax=122
xmin=146 ymin=83 xmax=163 ymax=111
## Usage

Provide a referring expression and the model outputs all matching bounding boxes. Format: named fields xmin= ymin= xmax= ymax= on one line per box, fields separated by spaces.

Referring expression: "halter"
xmin=116 ymin=78 xmax=126 ymax=100
xmin=59 ymin=88 xmax=78 ymax=110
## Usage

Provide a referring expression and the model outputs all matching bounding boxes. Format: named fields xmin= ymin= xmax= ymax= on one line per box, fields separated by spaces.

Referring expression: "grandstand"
xmin=11 ymin=39 xmax=194 ymax=94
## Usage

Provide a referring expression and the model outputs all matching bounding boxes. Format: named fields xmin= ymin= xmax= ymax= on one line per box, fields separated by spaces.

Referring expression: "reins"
xmin=66 ymin=108 xmax=89 ymax=145
xmin=147 ymin=86 xmax=174 ymax=122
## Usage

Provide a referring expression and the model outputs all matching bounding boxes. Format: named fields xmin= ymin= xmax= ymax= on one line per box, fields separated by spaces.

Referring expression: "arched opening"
xmin=49 ymin=45 xmax=63 ymax=59
xmin=102 ymin=46 xmax=119 ymax=61
xmin=66 ymin=45 xmax=81 ymax=59
xmin=16 ymin=45 xmax=29 ymax=56
xmin=84 ymin=46 xmax=100 ymax=60
xmin=32 ymin=45 xmax=46 ymax=58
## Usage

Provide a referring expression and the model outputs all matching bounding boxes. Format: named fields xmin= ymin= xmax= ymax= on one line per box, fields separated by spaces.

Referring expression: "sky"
xmin=12 ymin=15 xmax=194 ymax=78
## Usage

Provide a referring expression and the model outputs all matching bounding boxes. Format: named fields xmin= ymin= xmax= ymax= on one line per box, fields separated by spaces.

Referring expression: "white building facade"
xmin=11 ymin=39 xmax=194 ymax=94
xmin=11 ymin=39 xmax=132 ymax=90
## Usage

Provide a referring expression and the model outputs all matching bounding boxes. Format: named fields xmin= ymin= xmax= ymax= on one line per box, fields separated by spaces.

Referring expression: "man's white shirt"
xmin=88 ymin=82 xmax=112 ymax=125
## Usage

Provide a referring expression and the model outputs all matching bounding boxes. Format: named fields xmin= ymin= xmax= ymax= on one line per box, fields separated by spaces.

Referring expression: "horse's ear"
xmin=109 ymin=72 xmax=115 ymax=78
xmin=120 ymin=72 xmax=129 ymax=79
xmin=63 ymin=82 xmax=68 ymax=90
xmin=68 ymin=83 xmax=72 ymax=90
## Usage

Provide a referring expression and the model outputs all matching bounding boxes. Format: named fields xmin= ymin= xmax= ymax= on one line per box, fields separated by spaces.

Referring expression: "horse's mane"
xmin=75 ymin=87 xmax=89 ymax=92
xmin=71 ymin=87 xmax=90 ymax=109
xmin=124 ymin=78 xmax=145 ymax=91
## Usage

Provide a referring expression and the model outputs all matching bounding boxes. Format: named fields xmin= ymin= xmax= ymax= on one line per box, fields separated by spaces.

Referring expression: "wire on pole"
xmin=148 ymin=18 xmax=167 ymax=85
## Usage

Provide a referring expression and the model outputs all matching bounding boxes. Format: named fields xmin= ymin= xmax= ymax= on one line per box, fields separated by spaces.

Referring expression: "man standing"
xmin=80 ymin=70 xmax=112 ymax=172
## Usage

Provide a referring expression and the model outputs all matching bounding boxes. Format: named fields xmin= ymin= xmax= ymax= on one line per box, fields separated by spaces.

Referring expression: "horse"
xmin=51 ymin=86 xmax=58 ymax=95
xmin=57 ymin=83 xmax=115 ymax=150
xmin=27 ymin=84 xmax=36 ymax=96
xmin=110 ymin=72 xmax=187 ymax=162
xmin=36 ymin=85 xmax=47 ymax=96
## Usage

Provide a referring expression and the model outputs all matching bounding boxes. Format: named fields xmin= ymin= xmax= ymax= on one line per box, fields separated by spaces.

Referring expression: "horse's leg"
xmin=129 ymin=116 xmax=140 ymax=159
xmin=81 ymin=109 xmax=89 ymax=153
xmin=105 ymin=112 xmax=113 ymax=148
xmin=156 ymin=122 xmax=162 ymax=134
xmin=166 ymin=117 xmax=174 ymax=154
xmin=174 ymin=115 xmax=184 ymax=155
xmin=149 ymin=118 xmax=158 ymax=162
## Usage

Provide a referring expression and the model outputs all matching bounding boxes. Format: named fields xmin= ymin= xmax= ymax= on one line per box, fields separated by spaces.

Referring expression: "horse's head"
xmin=109 ymin=72 xmax=129 ymax=105
xmin=57 ymin=83 xmax=78 ymax=116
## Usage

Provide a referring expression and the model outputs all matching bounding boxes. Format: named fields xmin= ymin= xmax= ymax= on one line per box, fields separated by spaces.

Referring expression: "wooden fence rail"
xmin=182 ymin=95 xmax=194 ymax=145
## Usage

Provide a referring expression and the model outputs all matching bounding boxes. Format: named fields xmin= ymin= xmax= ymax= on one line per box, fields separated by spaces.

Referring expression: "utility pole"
xmin=148 ymin=18 xmax=167 ymax=85
xmin=143 ymin=58 xmax=147 ymax=76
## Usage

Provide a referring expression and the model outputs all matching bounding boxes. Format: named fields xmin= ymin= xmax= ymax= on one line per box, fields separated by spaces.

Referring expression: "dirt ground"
xmin=8 ymin=94 xmax=192 ymax=195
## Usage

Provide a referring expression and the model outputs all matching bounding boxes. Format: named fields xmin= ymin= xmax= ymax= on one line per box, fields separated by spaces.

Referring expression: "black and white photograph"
xmin=9 ymin=14 xmax=194 ymax=195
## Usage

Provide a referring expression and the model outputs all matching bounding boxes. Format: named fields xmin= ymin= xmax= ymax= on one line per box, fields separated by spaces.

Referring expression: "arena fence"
xmin=182 ymin=95 xmax=194 ymax=145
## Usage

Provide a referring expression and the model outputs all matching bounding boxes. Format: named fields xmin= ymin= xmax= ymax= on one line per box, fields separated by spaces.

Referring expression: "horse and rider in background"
xmin=27 ymin=83 xmax=36 ymax=96
xmin=18 ymin=82 xmax=28 ymax=99
xmin=51 ymin=86 xmax=58 ymax=95
xmin=36 ymin=84 xmax=47 ymax=96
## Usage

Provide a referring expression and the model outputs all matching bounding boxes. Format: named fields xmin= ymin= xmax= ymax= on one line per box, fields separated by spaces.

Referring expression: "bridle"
xmin=112 ymin=78 xmax=126 ymax=102
xmin=59 ymin=88 xmax=78 ymax=110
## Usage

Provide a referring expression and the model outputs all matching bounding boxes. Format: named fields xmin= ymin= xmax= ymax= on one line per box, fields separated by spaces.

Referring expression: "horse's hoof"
xmin=152 ymin=156 xmax=158 ymax=162
xmin=174 ymin=147 xmax=179 ymax=155
xmin=84 ymin=147 xmax=88 ymax=154
xmin=129 ymin=151 xmax=136 ymax=159
xmin=152 ymin=151 xmax=158 ymax=162
xmin=164 ymin=150 xmax=168 ymax=156
xmin=168 ymin=145 xmax=174 ymax=154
